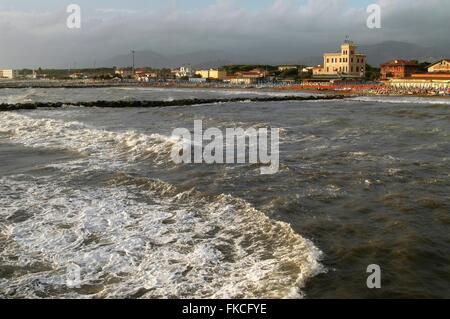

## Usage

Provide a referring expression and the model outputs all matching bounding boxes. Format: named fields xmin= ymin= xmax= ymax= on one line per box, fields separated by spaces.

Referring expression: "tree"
xmin=365 ymin=63 xmax=380 ymax=81
xmin=280 ymin=68 xmax=299 ymax=79
xmin=418 ymin=61 xmax=431 ymax=72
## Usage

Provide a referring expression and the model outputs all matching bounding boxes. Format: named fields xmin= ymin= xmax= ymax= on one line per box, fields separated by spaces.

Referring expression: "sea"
xmin=0 ymin=87 xmax=449 ymax=298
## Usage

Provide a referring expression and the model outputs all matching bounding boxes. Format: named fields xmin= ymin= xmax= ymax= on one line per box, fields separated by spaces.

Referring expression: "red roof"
xmin=381 ymin=60 xmax=418 ymax=67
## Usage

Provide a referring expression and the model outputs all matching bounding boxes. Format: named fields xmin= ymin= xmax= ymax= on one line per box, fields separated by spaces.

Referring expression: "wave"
xmin=0 ymin=173 xmax=323 ymax=299
xmin=350 ymin=96 xmax=450 ymax=105
xmin=0 ymin=112 xmax=325 ymax=298
xmin=0 ymin=112 xmax=182 ymax=166
xmin=115 ymin=86 xmax=315 ymax=97
xmin=0 ymin=88 xmax=37 ymax=104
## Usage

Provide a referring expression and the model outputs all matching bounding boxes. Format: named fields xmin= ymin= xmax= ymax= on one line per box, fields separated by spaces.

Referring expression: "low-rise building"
xmin=227 ymin=69 xmax=267 ymax=85
xmin=387 ymin=75 xmax=450 ymax=90
xmin=380 ymin=60 xmax=421 ymax=80
xmin=0 ymin=69 xmax=18 ymax=79
xmin=278 ymin=65 xmax=298 ymax=72
xmin=115 ymin=68 xmax=134 ymax=79
xmin=384 ymin=59 xmax=450 ymax=90
xmin=69 ymin=73 xmax=87 ymax=80
xmin=312 ymin=65 xmax=324 ymax=76
xmin=135 ymin=69 xmax=158 ymax=82
xmin=172 ymin=66 xmax=192 ymax=78
xmin=195 ymin=69 xmax=226 ymax=80
xmin=427 ymin=59 xmax=450 ymax=73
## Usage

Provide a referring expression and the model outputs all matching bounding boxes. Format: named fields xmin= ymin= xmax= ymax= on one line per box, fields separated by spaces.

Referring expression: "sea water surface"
xmin=0 ymin=87 xmax=449 ymax=298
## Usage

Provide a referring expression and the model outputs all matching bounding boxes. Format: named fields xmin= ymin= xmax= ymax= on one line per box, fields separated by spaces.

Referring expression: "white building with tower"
xmin=313 ymin=39 xmax=366 ymax=79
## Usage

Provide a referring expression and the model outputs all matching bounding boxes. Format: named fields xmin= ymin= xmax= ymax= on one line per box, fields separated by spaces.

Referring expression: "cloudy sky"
xmin=0 ymin=0 xmax=449 ymax=68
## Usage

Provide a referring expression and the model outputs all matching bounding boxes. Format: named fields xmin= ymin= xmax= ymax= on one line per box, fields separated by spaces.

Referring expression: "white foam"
xmin=0 ymin=112 xmax=182 ymax=166
xmin=0 ymin=88 xmax=37 ymax=104
xmin=0 ymin=111 xmax=325 ymax=298
xmin=0 ymin=175 xmax=324 ymax=299
xmin=115 ymin=86 xmax=315 ymax=97
xmin=350 ymin=96 xmax=450 ymax=105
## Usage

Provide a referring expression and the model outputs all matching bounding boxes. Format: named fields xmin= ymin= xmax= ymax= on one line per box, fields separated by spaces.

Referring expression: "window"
xmin=356 ymin=66 xmax=359 ymax=72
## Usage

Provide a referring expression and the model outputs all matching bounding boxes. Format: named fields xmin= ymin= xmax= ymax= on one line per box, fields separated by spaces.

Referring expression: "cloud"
xmin=0 ymin=0 xmax=449 ymax=68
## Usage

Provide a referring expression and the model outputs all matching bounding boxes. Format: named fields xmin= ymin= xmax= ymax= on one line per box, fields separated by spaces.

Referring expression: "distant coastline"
xmin=0 ymin=79 xmax=449 ymax=98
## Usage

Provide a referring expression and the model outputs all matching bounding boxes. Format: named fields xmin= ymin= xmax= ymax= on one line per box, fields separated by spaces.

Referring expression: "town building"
xmin=115 ymin=68 xmax=134 ymax=79
xmin=387 ymin=75 xmax=450 ymax=90
xmin=278 ymin=65 xmax=298 ymax=72
xmin=135 ymin=69 xmax=158 ymax=82
xmin=172 ymin=66 xmax=192 ymax=78
xmin=313 ymin=40 xmax=366 ymax=78
xmin=0 ymin=69 xmax=18 ymax=79
xmin=384 ymin=59 xmax=450 ymax=90
xmin=427 ymin=59 xmax=450 ymax=73
xmin=195 ymin=69 xmax=227 ymax=80
xmin=380 ymin=60 xmax=421 ymax=80
xmin=69 ymin=73 xmax=87 ymax=80
xmin=312 ymin=65 xmax=324 ymax=76
xmin=227 ymin=68 xmax=267 ymax=85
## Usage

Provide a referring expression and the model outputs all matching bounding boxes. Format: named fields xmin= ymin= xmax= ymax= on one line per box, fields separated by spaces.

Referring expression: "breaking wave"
xmin=0 ymin=111 xmax=325 ymax=298
xmin=0 ymin=88 xmax=37 ymax=104
xmin=116 ymin=87 xmax=316 ymax=97
xmin=0 ymin=112 xmax=182 ymax=166
xmin=350 ymin=96 xmax=450 ymax=105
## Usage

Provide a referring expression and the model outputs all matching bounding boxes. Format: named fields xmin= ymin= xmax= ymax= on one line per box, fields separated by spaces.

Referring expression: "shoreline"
xmin=1 ymin=79 xmax=449 ymax=98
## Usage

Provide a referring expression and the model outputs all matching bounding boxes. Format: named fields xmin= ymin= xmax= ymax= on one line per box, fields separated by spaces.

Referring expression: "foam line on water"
xmin=0 ymin=112 xmax=182 ymax=166
xmin=350 ymin=96 xmax=450 ymax=105
xmin=0 ymin=111 xmax=325 ymax=298
xmin=0 ymin=173 xmax=324 ymax=299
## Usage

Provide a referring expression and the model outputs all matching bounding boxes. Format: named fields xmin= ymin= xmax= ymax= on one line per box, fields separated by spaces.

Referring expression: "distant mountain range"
xmin=100 ymin=41 xmax=449 ymax=69
xmin=359 ymin=41 xmax=448 ymax=66
xmin=99 ymin=50 xmax=252 ymax=69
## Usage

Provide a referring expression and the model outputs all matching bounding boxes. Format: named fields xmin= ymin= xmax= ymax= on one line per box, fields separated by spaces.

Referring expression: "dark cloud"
xmin=0 ymin=0 xmax=449 ymax=68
